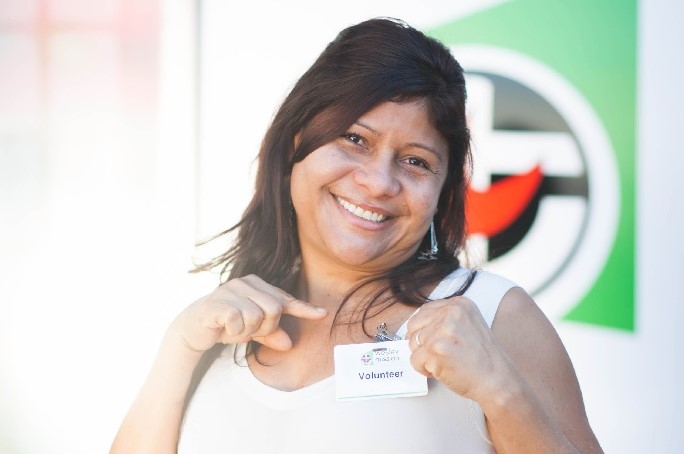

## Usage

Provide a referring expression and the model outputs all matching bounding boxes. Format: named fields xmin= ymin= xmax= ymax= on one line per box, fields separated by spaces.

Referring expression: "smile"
xmin=336 ymin=196 xmax=387 ymax=223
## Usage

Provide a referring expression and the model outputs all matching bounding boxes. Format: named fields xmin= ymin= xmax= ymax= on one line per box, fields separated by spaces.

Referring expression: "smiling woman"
xmin=110 ymin=17 xmax=603 ymax=454
xmin=291 ymin=101 xmax=448 ymax=272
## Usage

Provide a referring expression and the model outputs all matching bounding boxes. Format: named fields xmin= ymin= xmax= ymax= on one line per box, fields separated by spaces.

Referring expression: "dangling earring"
xmin=418 ymin=221 xmax=438 ymax=261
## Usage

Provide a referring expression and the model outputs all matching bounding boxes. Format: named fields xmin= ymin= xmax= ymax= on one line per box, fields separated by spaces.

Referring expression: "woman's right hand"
xmin=168 ymin=274 xmax=328 ymax=353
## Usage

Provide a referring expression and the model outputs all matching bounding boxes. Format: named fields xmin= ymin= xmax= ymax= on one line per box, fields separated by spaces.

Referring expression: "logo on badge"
xmin=360 ymin=347 xmax=391 ymax=365
xmin=360 ymin=351 xmax=374 ymax=366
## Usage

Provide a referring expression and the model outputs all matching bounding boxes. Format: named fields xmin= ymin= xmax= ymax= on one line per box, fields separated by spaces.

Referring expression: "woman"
xmin=111 ymin=18 xmax=602 ymax=453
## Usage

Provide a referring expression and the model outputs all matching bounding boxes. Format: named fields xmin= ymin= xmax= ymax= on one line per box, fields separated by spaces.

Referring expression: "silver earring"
xmin=418 ymin=221 xmax=438 ymax=261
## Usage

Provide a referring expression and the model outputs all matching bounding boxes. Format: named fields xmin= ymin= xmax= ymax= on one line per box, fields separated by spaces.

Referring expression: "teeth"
xmin=336 ymin=196 xmax=386 ymax=223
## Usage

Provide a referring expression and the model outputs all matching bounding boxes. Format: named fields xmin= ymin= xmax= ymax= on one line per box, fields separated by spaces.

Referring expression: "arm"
xmin=484 ymin=287 xmax=602 ymax=453
xmin=406 ymin=288 xmax=602 ymax=454
xmin=109 ymin=275 xmax=327 ymax=454
xmin=109 ymin=332 xmax=204 ymax=454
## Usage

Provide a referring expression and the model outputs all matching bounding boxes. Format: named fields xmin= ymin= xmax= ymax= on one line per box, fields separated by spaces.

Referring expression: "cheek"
xmin=289 ymin=149 xmax=349 ymax=209
xmin=413 ymin=182 xmax=443 ymax=217
xmin=289 ymin=165 xmax=305 ymax=207
xmin=290 ymin=162 xmax=318 ymax=218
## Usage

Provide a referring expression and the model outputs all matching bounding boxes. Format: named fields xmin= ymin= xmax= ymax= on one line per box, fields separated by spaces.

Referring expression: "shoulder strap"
xmin=427 ymin=269 xmax=518 ymax=328
xmin=461 ymin=271 xmax=517 ymax=328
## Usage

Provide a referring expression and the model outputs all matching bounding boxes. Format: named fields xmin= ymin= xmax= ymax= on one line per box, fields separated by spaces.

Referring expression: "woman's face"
xmin=290 ymin=100 xmax=448 ymax=273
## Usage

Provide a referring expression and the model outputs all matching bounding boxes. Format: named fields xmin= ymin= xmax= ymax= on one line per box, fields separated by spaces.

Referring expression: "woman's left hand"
xmin=407 ymin=290 xmax=603 ymax=453
xmin=406 ymin=296 xmax=518 ymax=403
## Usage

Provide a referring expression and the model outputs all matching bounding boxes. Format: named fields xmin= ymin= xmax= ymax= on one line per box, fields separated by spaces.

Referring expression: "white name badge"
xmin=333 ymin=340 xmax=427 ymax=402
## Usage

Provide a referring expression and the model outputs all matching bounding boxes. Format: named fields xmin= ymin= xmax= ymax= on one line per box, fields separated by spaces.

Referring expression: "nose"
xmin=352 ymin=153 xmax=401 ymax=198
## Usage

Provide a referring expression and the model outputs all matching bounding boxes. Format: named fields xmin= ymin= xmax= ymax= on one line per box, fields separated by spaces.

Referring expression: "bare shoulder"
xmin=491 ymin=287 xmax=603 ymax=453
xmin=490 ymin=287 xmax=564 ymax=360
xmin=491 ymin=286 xmax=578 ymax=409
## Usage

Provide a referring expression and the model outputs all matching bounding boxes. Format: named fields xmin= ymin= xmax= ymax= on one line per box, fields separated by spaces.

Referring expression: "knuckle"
xmin=196 ymin=296 xmax=220 ymax=316
xmin=232 ymin=278 xmax=251 ymax=292
xmin=220 ymin=278 xmax=242 ymax=292
xmin=407 ymin=316 xmax=423 ymax=332
xmin=278 ymin=291 xmax=296 ymax=305
xmin=428 ymin=361 xmax=442 ymax=378
xmin=243 ymin=308 xmax=265 ymax=327
xmin=223 ymin=276 xmax=258 ymax=293
xmin=455 ymin=296 xmax=475 ymax=311
xmin=222 ymin=305 xmax=242 ymax=324
xmin=444 ymin=304 xmax=464 ymax=322
xmin=244 ymin=274 xmax=268 ymax=289
xmin=261 ymin=297 xmax=283 ymax=315
xmin=430 ymin=338 xmax=452 ymax=357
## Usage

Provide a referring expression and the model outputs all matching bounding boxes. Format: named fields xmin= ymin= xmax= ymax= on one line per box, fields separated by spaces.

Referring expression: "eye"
xmin=342 ymin=133 xmax=365 ymax=146
xmin=403 ymin=156 xmax=432 ymax=171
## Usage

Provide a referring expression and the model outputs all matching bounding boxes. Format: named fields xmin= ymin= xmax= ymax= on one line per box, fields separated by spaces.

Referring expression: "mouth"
xmin=335 ymin=196 xmax=387 ymax=223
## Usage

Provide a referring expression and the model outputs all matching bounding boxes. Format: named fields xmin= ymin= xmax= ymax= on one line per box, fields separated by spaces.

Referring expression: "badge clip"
xmin=374 ymin=323 xmax=401 ymax=342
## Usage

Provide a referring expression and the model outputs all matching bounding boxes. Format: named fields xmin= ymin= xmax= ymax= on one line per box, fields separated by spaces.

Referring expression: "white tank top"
xmin=179 ymin=269 xmax=516 ymax=454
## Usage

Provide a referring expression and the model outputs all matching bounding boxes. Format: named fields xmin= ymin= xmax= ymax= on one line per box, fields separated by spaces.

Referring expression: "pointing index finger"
xmin=238 ymin=275 xmax=327 ymax=319
xmin=281 ymin=295 xmax=328 ymax=319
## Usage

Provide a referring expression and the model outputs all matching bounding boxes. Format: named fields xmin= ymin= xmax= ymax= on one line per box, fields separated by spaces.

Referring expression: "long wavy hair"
xmin=195 ymin=17 xmax=474 ymax=333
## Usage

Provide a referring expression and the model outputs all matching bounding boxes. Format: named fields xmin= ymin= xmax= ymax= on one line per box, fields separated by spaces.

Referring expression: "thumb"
xmin=253 ymin=327 xmax=293 ymax=351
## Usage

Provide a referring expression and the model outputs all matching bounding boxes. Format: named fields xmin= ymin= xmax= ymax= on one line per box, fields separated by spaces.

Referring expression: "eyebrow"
xmin=354 ymin=121 xmax=445 ymax=163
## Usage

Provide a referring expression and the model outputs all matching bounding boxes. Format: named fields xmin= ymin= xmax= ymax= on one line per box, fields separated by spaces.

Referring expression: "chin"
xmin=331 ymin=245 xmax=402 ymax=271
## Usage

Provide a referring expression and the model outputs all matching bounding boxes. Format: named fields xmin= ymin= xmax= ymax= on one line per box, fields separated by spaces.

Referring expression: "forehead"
xmin=355 ymin=100 xmax=448 ymax=153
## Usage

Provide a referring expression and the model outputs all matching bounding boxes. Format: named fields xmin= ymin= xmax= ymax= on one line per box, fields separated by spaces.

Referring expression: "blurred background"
xmin=1 ymin=0 xmax=682 ymax=452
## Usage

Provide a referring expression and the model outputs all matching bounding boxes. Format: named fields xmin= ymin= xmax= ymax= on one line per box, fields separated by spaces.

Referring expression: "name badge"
xmin=333 ymin=340 xmax=427 ymax=401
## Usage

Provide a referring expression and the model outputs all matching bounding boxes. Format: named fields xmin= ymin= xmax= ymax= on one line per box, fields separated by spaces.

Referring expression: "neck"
xmin=286 ymin=247 xmax=417 ymax=344
xmin=295 ymin=255 xmax=385 ymax=311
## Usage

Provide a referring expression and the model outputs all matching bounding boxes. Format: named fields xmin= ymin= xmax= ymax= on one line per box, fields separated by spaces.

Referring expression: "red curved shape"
xmin=466 ymin=165 xmax=543 ymax=237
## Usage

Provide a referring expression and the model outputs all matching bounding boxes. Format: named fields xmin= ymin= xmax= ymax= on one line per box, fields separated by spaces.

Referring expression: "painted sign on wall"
xmin=434 ymin=0 xmax=636 ymax=331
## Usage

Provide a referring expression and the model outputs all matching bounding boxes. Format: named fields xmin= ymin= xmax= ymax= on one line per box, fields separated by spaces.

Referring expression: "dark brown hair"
xmin=196 ymin=17 xmax=473 ymax=331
